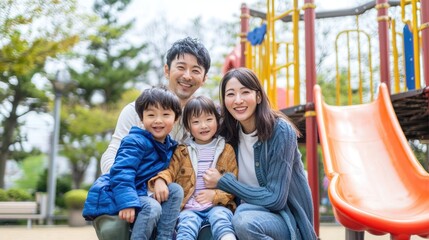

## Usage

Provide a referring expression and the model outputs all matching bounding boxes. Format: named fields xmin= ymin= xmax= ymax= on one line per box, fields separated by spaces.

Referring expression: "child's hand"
xmin=195 ymin=189 xmax=215 ymax=204
xmin=153 ymin=178 xmax=169 ymax=203
xmin=119 ymin=208 xmax=135 ymax=223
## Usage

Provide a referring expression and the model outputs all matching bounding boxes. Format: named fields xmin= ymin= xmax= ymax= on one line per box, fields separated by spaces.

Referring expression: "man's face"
xmin=164 ymin=53 xmax=207 ymax=105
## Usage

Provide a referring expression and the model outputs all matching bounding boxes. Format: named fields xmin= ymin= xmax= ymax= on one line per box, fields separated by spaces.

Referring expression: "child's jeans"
xmin=176 ymin=206 xmax=234 ymax=240
xmin=131 ymin=183 xmax=184 ymax=240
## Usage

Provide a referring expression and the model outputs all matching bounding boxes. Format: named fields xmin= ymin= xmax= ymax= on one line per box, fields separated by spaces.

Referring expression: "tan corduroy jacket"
xmin=148 ymin=137 xmax=238 ymax=211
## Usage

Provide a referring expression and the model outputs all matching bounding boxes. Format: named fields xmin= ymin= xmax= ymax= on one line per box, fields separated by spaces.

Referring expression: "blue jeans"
xmin=176 ymin=206 xmax=234 ymax=240
xmin=232 ymin=203 xmax=290 ymax=240
xmin=131 ymin=183 xmax=184 ymax=240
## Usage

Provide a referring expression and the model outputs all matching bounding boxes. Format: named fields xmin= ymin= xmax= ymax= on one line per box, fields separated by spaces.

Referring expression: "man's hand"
xmin=195 ymin=189 xmax=215 ymax=204
xmin=203 ymin=168 xmax=222 ymax=188
xmin=119 ymin=208 xmax=135 ymax=223
xmin=153 ymin=178 xmax=169 ymax=203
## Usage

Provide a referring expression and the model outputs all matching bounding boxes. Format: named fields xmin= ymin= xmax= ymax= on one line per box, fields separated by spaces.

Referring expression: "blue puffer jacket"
xmin=82 ymin=126 xmax=177 ymax=220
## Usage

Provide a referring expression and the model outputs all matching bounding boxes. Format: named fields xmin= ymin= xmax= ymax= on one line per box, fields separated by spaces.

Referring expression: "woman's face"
xmin=224 ymin=77 xmax=259 ymax=133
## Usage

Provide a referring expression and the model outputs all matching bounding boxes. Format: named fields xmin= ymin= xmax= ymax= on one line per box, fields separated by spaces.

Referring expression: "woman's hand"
xmin=119 ymin=208 xmax=135 ymax=223
xmin=203 ymin=168 xmax=222 ymax=188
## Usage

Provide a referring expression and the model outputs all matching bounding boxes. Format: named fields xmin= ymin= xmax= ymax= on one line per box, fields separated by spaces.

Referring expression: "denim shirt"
xmin=217 ymin=119 xmax=317 ymax=240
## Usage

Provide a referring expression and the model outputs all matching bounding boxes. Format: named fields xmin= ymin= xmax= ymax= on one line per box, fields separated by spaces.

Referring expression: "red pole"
xmin=240 ymin=3 xmax=250 ymax=67
xmin=376 ymin=0 xmax=391 ymax=92
xmin=420 ymin=0 xmax=429 ymax=86
xmin=303 ymin=0 xmax=319 ymax=236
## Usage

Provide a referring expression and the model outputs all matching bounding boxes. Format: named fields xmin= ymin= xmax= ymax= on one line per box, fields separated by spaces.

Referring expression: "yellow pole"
xmin=411 ymin=0 xmax=421 ymax=89
xmin=347 ymin=31 xmax=352 ymax=105
xmin=247 ymin=42 xmax=253 ymax=69
xmin=366 ymin=32 xmax=374 ymax=101
xmin=286 ymin=43 xmax=291 ymax=107
xmin=335 ymin=34 xmax=341 ymax=105
xmin=270 ymin=0 xmax=277 ymax=109
xmin=293 ymin=0 xmax=300 ymax=105
xmin=356 ymin=17 xmax=363 ymax=103
xmin=391 ymin=19 xmax=401 ymax=93
xmin=264 ymin=25 xmax=270 ymax=90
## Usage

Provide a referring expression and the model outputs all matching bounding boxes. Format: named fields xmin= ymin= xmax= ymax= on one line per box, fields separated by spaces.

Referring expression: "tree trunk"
xmin=0 ymin=103 xmax=19 ymax=188
xmin=0 ymin=152 xmax=8 ymax=188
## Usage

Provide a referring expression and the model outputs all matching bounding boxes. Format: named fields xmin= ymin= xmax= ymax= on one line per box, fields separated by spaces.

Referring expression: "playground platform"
xmin=0 ymin=223 xmax=427 ymax=240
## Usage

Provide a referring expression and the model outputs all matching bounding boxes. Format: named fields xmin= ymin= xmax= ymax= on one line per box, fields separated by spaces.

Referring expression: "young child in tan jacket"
xmin=148 ymin=96 xmax=237 ymax=240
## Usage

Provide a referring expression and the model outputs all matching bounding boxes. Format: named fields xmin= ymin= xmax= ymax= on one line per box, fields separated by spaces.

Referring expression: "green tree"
xmin=64 ymin=0 xmax=150 ymax=187
xmin=142 ymin=15 xmax=174 ymax=86
xmin=36 ymin=169 xmax=72 ymax=208
xmin=14 ymin=154 xmax=45 ymax=190
xmin=61 ymin=88 xmax=140 ymax=188
xmin=70 ymin=0 xmax=150 ymax=104
xmin=61 ymin=101 xmax=120 ymax=188
xmin=0 ymin=0 xmax=81 ymax=188
xmin=317 ymin=69 xmax=364 ymax=106
xmin=409 ymin=140 xmax=429 ymax=172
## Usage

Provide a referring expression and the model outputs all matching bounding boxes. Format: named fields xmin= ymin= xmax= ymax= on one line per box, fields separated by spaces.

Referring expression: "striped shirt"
xmin=184 ymin=139 xmax=216 ymax=211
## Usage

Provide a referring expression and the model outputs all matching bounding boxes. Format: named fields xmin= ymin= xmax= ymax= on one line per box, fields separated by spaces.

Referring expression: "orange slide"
xmin=314 ymin=83 xmax=429 ymax=240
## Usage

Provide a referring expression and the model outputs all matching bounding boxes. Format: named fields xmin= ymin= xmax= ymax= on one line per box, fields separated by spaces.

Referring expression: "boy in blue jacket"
xmin=83 ymin=86 xmax=184 ymax=240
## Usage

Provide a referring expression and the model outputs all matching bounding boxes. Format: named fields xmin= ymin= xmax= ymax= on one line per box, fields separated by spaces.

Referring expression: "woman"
xmin=203 ymin=68 xmax=317 ymax=239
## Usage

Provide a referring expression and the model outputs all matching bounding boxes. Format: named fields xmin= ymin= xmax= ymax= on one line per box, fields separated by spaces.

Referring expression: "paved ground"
xmin=0 ymin=224 xmax=427 ymax=240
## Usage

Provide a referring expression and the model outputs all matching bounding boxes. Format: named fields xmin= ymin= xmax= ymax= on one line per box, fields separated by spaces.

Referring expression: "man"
xmin=94 ymin=37 xmax=211 ymax=240
xmin=100 ymin=37 xmax=211 ymax=174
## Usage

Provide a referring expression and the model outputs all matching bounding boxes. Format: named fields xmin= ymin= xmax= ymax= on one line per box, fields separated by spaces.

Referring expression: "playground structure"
xmin=224 ymin=0 xmax=429 ymax=239
xmin=315 ymin=83 xmax=429 ymax=239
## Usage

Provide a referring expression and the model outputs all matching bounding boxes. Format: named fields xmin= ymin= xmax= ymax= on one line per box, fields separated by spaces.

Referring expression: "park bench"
xmin=0 ymin=192 xmax=47 ymax=228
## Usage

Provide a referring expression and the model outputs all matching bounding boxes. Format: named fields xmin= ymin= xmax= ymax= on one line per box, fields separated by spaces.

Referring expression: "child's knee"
xmin=168 ymin=183 xmax=184 ymax=198
xmin=141 ymin=200 xmax=162 ymax=219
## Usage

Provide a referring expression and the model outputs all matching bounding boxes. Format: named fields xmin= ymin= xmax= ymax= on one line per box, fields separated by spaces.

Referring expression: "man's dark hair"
xmin=135 ymin=86 xmax=182 ymax=121
xmin=165 ymin=37 xmax=211 ymax=76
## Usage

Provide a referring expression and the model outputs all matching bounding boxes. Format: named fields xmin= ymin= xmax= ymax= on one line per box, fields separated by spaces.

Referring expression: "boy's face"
xmin=189 ymin=112 xmax=217 ymax=144
xmin=164 ymin=53 xmax=207 ymax=106
xmin=142 ymin=105 xmax=176 ymax=143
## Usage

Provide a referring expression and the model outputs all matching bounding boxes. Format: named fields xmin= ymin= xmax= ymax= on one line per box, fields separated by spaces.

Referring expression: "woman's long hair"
xmin=219 ymin=68 xmax=299 ymax=147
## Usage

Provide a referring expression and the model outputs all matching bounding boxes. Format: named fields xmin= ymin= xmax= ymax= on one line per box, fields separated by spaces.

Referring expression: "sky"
xmin=78 ymin=0 xmax=256 ymax=27
xmin=79 ymin=0 xmax=356 ymax=30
